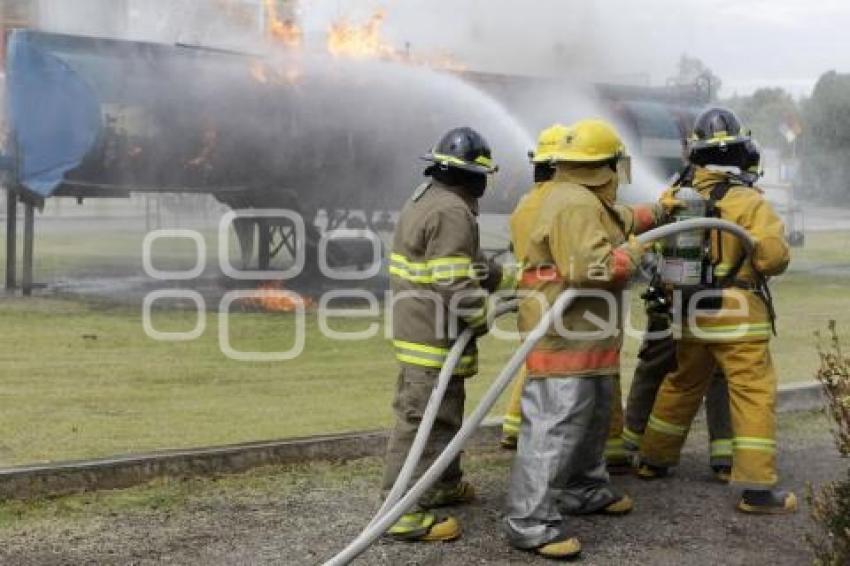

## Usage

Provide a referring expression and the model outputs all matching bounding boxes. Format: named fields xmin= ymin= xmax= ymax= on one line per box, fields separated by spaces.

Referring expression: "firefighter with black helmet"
xmin=638 ymin=107 xmax=796 ymax=514
xmin=381 ymin=126 xmax=516 ymax=542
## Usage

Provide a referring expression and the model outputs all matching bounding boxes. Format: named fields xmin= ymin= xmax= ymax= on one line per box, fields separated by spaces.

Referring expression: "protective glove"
xmin=658 ymin=194 xmax=686 ymax=223
xmin=750 ymin=235 xmax=791 ymax=277
xmin=623 ymin=234 xmax=650 ymax=265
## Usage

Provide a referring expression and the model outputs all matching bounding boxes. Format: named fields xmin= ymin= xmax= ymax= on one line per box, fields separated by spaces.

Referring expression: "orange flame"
xmin=264 ymin=0 xmax=302 ymax=47
xmin=250 ymin=61 xmax=269 ymax=84
xmin=325 ymin=9 xmax=466 ymax=71
xmin=244 ymin=281 xmax=315 ymax=312
xmin=186 ymin=127 xmax=218 ymax=169
xmin=327 ymin=10 xmax=397 ymax=60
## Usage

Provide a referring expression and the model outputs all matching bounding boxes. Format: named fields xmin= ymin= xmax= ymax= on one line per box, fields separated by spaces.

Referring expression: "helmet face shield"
xmin=616 ymin=154 xmax=632 ymax=185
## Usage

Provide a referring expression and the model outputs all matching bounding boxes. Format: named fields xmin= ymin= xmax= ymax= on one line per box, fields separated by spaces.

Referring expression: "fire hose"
xmin=325 ymin=218 xmax=756 ymax=566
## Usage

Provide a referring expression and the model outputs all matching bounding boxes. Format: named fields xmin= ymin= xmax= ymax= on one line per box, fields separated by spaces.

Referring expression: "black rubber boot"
xmin=737 ymin=489 xmax=798 ymax=514
xmin=636 ymin=462 xmax=669 ymax=480
xmin=712 ymin=465 xmax=732 ymax=483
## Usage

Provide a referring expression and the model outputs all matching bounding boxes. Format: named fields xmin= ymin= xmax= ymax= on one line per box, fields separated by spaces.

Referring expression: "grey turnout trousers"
xmin=504 ymin=375 xmax=623 ymax=550
xmin=381 ymin=366 xmax=465 ymax=507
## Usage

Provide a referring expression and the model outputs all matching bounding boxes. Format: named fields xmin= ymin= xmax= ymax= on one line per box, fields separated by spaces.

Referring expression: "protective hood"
xmin=691 ymin=166 xmax=735 ymax=196
xmin=552 ymin=163 xmax=619 ymax=205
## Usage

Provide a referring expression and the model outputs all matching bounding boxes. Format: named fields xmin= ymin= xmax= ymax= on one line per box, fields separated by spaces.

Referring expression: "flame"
xmin=186 ymin=127 xmax=218 ymax=169
xmin=250 ymin=61 xmax=269 ymax=84
xmin=253 ymin=5 xmax=465 ymax=81
xmin=327 ymin=10 xmax=397 ymax=60
xmin=249 ymin=60 xmax=302 ymax=86
xmin=244 ymin=281 xmax=315 ymax=313
xmin=264 ymin=0 xmax=302 ymax=48
xmin=325 ymin=9 xmax=466 ymax=71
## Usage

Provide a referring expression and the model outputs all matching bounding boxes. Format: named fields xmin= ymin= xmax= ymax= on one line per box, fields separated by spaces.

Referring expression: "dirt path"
xmin=0 ymin=411 xmax=840 ymax=565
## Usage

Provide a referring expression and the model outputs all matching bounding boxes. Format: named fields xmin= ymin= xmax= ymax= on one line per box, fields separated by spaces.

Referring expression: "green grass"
xmin=0 ymin=221 xmax=846 ymax=466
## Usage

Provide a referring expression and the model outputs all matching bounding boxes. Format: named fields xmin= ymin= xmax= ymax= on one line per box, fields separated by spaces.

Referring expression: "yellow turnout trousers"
xmin=605 ymin=377 xmax=628 ymax=464
xmin=640 ymin=340 xmax=778 ymax=488
xmin=502 ymin=368 xmax=527 ymax=441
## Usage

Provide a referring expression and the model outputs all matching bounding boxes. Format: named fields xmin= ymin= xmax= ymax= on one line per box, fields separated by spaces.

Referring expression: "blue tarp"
xmin=6 ymin=30 xmax=102 ymax=198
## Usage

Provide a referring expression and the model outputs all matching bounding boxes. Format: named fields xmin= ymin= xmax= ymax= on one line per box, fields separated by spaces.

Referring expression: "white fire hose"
xmin=325 ymin=218 xmax=756 ymax=566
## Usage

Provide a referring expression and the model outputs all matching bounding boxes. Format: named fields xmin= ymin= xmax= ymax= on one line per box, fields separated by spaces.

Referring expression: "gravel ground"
xmin=0 ymin=410 xmax=841 ymax=565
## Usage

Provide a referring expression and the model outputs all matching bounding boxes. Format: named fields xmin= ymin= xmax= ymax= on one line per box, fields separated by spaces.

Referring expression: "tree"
xmin=668 ymin=54 xmax=722 ymax=101
xmin=798 ymin=71 xmax=850 ymax=203
xmin=725 ymin=88 xmax=801 ymax=154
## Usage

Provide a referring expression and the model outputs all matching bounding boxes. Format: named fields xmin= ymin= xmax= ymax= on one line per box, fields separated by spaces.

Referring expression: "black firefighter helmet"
xmin=421 ymin=127 xmax=499 ymax=175
xmin=688 ymin=107 xmax=754 ymax=169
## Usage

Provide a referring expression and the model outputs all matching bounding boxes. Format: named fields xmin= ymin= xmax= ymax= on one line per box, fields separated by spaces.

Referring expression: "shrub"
xmin=807 ymin=321 xmax=850 ymax=565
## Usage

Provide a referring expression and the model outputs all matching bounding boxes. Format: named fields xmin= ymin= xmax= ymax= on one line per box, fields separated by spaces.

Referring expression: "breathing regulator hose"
xmin=325 ymin=218 xmax=756 ymax=566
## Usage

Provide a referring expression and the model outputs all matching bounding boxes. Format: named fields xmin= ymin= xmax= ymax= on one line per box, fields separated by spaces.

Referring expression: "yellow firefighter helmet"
xmin=531 ymin=119 xmax=626 ymax=164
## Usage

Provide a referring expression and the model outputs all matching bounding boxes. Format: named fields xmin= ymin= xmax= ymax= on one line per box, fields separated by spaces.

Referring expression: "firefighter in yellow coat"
xmin=504 ymin=120 xmax=672 ymax=558
xmin=638 ymin=107 xmax=796 ymax=514
xmin=500 ymin=159 xmax=555 ymax=450
xmin=500 ymin=150 xmax=631 ymax=474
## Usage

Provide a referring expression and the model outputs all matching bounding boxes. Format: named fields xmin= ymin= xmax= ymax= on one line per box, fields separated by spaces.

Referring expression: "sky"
xmin=299 ymin=0 xmax=850 ymax=98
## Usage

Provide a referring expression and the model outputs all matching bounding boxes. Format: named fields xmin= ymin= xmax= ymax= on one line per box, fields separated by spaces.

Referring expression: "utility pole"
xmin=4 ymin=186 xmax=17 ymax=291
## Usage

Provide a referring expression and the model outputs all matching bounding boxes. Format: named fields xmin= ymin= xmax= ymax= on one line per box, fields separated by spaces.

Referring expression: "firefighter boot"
xmin=535 ymin=537 xmax=582 ymax=560
xmin=386 ymin=512 xmax=462 ymax=542
xmin=712 ymin=465 xmax=732 ymax=483
xmin=636 ymin=462 xmax=669 ymax=480
xmin=418 ymin=480 xmax=476 ymax=508
xmin=500 ymin=433 xmax=518 ymax=450
xmin=601 ymin=494 xmax=634 ymax=515
xmin=737 ymin=489 xmax=797 ymax=515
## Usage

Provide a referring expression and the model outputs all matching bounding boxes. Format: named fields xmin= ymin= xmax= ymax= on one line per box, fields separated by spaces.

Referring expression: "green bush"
xmin=807 ymin=321 xmax=850 ymax=565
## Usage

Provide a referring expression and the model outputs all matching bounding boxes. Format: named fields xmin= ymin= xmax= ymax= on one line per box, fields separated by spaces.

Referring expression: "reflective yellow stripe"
xmin=431 ymin=152 xmax=493 ymax=170
xmin=464 ymin=306 xmax=488 ymax=328
xmin=622 ymin=428 xmax=642 ymax=448
xmin=648 ymin=414 xmax=688 ymax=437
xmin=393 ymin=340 xmax=449 ymax=356
xmin=389 ymin=266 xmax=433 ymax=283
xmin=388 ymin=512 xmax=435 ymax=535
xmin=502 ymin=415 xmax=521 ymax=434
xmin=393 ymin=340 xmax=477 ymax=375
xmin=605 ymin=438 xmax=628 ymax=459
xmin=710 ymin=439 xmax=733 ymax=457
xmin=474 ymin=155 xmax=494 ymax=167
xmin=390 ymin=253 xmax=474 ymax=284
xmin=394 ymin=340 xmax=448 ymax=368
xmin=396 ymin=353 xmax=443 ymax=368
xmin=713 ymin=263 xmax=734 ymax=277
xmin=497 ymin=264 xmax=521 ymax=291
xmin=676 ymin=322 xmax=772 ymax=340
xmin=733 ymin=437 xmax=776 ymax=453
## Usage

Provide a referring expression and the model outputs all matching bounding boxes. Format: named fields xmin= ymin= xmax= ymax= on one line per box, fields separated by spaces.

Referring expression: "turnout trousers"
xmin=504 ymin=375 xmax=623 ymax=549
xmin=623 ymin=333 xmax=733 ymax=468
xmin=504 ymin=370 xmax=630 ymax=466
xmin=639 ymin=340 xmax=778 ymax=488
xmin=381 ymin=366 xmax=465 ymax=506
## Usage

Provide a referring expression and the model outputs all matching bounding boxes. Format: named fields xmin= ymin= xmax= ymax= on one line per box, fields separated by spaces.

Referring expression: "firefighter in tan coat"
xmin=382 ymin=127 xmax=515 ymax=542
xmin=501 ymin=154 xmax=631 ymax=474
xmin=638 ymin=107 xmax=796 ymax=514
xmin=503 ymin=120 xmax=673 ymax=559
